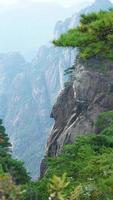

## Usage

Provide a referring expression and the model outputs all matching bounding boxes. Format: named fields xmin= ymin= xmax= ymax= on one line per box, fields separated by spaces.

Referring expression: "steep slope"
xmin=46 ymin=58 xmax=113 ymax=158
xmin=0 ymin=3 xmax=78 ymax=179
xmin=1 ymin=0 xmax=112 ymax=179
xmin=42 ymin=0 xmax=113 ymax=173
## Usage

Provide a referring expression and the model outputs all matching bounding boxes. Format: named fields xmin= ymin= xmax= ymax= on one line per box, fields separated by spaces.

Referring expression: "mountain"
xmin=39 ymin=57 xmax=113 ymax=199
xmin=0 ymin=47 xmax=75 ymax=178
xmin=45 ymin=58 xmax=113 ymax=156
xmin=0 ymin=0 xmax=112 ymax=179
xmin=0 ymin=1 xmax=82 ymax=58
xmin=41 ymin=0 xmax=113 ymax=175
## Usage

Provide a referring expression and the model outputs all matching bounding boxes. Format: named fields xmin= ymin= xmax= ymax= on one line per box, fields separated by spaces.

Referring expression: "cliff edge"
xmin=45 ymin=58 xmax=113 ymax=158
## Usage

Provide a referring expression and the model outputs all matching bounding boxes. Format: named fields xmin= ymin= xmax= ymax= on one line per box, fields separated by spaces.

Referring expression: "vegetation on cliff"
xmin=2 ymin=8 xmax=113 ymax=200
xmin=53 ymin=9 xmax=113 ymax=60
xmin=1 ymin=111 xmax=113 ymax=199
xmin=22 ymin=9 xmax=113 ymax=200
xmin=20 ymin=111 xmax=113 ymax=200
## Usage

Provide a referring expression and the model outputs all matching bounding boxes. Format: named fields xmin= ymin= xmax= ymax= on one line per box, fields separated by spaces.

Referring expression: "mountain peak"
xmin=83 ymin=0 xmax=113 ymax=14
xmin=94 ymin=0 xmax=112 ymax=6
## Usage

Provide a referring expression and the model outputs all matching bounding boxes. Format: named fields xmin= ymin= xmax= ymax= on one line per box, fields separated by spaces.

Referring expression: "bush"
xmin=95 ymin=111 xmax=113 ymax=133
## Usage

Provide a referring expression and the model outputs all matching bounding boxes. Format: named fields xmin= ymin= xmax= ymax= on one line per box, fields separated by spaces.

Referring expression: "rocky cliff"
xmin=40 ymin=0 xmax=113 ymax=177
xmin=0 ymin=0 xmax=112 ymax=179
xmin=45 ymin=58 xmax=113 ymax=159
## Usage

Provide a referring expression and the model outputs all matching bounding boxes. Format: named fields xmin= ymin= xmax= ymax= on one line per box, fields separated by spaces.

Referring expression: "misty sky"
xmin=0 ymin=0 xmax=112 ymax=59
xmin=0 ymin=0 xmax=92 ymax=8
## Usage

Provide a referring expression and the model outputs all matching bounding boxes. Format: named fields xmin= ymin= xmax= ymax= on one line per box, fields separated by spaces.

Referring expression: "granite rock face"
xmin=45 ymin=60 xmax=113 ymax=158
xmin=1 ymin=0 xmax=112 ymax=179
xmin=40 ymin=0 xmax=113 ymax=177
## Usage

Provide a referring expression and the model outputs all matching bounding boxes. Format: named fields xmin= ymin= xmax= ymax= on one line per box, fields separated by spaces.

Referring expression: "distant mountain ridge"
xmin=0 ymin=0 xmax=112 ymax=178
xmin=0 ymin=1 xmax=81 ymax=57
xmin=0 ymin=48 xmax=75 ymax=178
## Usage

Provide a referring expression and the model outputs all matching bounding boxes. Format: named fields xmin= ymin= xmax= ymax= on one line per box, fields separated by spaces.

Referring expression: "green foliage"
xmin=21 ymin=179 xmax=49 ymax=200
xmin=47 ymin=134 xmax=113 ymax=199
xmin=109 ymin=83 xmax=113 ymax=93
xmin=1 ymin=156 xmax=31 ymax=184
xmin=53 ymin=9 xmax=113 ymax=60
xmin=0 ymin=119 xmax=11 ymax=154
xmin=0 ymin=172 xmax=23 ymax=200
xmin=64 ymin=66 xmax=75 ymax=76
xmin=48 ymin=173 xmax=70 ymax=200
xmin=64 ymin=65 xmax=75 ymax=84
xmin=95 ymin=111 xmax=113 ymax=133
xmin=69 ymin=185 xmax=83 ymax=200
xmin=1 ymin=109 xmax=113 ymax=200
xmin=64 ymin=81 xmax=71 ymax=88
xmin=101 ymin=122 xmax=113 ymax=136
xmin=25 ymin=112 xmax=113 ymax=200
xmin=0 ymin=119 xmax=30 ymax=185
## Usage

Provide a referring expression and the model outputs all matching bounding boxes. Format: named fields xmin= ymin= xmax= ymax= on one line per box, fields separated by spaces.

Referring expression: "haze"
xmin=0 ymin=0 xmax=112 ymax=59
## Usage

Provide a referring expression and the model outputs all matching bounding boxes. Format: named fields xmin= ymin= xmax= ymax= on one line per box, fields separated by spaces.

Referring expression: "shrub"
xmin=95 ymin=111 xmax=113 ymax=133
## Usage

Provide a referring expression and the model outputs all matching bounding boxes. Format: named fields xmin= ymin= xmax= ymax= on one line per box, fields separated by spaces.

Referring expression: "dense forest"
xmin=1 ymin=9 xmax=113 ymax=200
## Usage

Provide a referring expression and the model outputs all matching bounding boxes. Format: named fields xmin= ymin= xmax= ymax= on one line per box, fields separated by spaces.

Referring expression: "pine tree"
xmin=0 ymin=119 xmax=31 ymax=185
xmin=0 ymin=119 xmax=11 ymax=154
xmin=53 ymin=9 xmax=113 ymax=60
